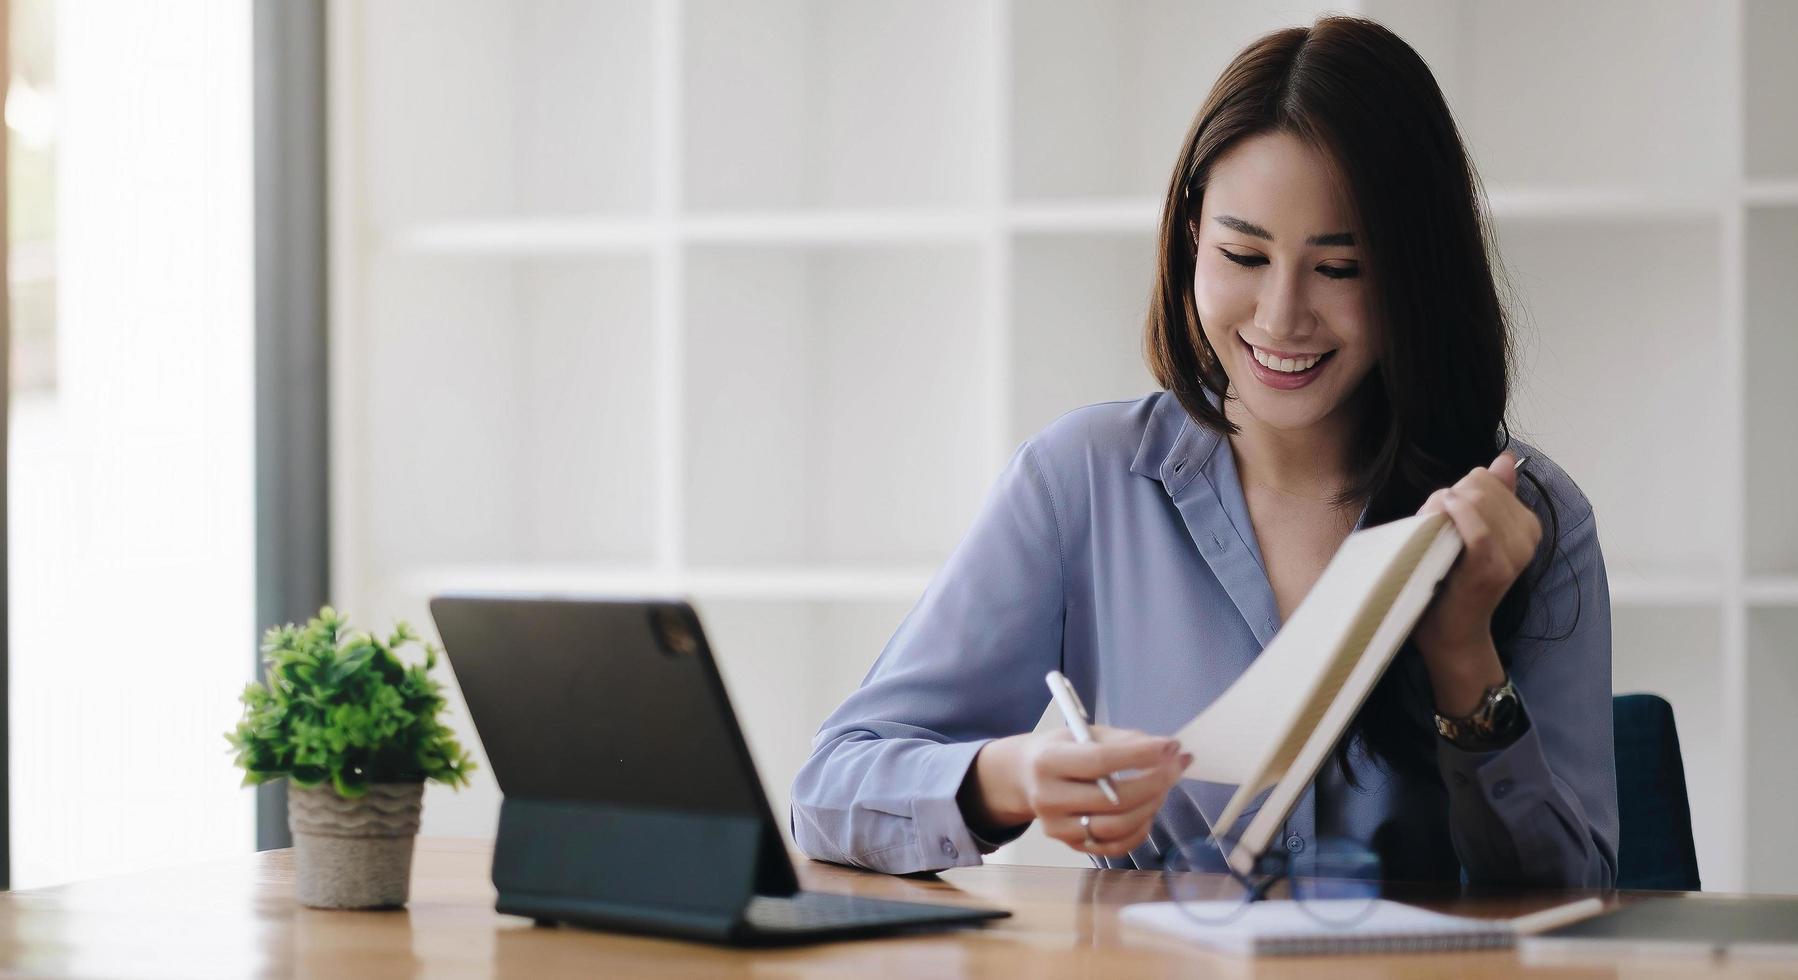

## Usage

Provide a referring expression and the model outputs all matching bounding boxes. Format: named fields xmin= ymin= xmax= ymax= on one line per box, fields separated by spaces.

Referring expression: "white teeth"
xmin=1250 ymin=345 xmax=1324 ymax=373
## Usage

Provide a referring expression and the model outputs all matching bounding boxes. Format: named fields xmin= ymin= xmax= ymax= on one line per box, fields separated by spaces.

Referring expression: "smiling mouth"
xmin=1240 ymin=336 xmax=1335 ymax=374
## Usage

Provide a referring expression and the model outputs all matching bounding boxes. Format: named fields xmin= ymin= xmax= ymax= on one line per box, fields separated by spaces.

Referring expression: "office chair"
xmin=1612 ymin=693 xmax=1702 ymax=891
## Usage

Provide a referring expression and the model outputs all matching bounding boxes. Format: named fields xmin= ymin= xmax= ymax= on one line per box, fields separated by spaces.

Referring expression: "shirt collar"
xmin=1136 ymin=388 xmax=1280 ymax=644
xmin=1130 ymin=389 xmax=1224 ymax=493
xmin=1131 ymin=388 xmax=1376 ymax=532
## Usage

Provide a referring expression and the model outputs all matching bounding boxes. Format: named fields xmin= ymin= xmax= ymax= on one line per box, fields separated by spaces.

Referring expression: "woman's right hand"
xmin=964 ymin=725 xmax=1192 ymax=858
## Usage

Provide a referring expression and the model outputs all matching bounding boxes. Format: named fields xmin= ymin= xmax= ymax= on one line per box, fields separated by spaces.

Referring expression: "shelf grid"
xmin=329 ymin=0 xmax=1796 ymax=887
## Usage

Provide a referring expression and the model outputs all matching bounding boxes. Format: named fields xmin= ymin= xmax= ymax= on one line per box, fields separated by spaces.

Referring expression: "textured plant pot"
xmin=287 ymin=780 xmax=424 ymax=910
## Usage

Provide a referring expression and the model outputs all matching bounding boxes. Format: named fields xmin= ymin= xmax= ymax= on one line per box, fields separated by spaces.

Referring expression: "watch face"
xmin=1488 ymin=693 xmax=1518 ymax=731
xmin=1435 ymin=681 xmax=1523 ymax=746
xmin=1488 ymin=694 xmax=1517 ymax=726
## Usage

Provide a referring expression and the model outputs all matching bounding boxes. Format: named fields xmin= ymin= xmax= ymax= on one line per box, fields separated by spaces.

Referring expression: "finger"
xmin=1488 ymin=451 xmax=1519 ymax=492
xmin=1035 ymin=779 xmax=1127 ymax=816
xmin=1443 ymin=490 xmax=1495 ymax=557
xmin=1448 ymin=475 xmax=1527 ymax=542
xmin=1082 ymin=795 xmax=1167 ymax=849
xmin=1089 ymin=725 xmax=1182 ymax=769
xmin=1092 ymin=735 xmax=1182 ymax=776
xmin=1110 ymin=752 xmax=1192 ymax=808
xmin=1443 ymin=491 xmax=1520 ymax=585
xmin=1042 ymin=817 xmax=1085 ymax=850
xmin=1043 ymin=812 xmax=1147 ymax=859
xmin=1482 ymin=489 xmax=1541 ymax=570
xmin=1038 ymin=752 xmax=1190 ymax=815
xmin=1454 ymin=466 xmax=1517 ymax=503
xmin=1042 ymin=735 xmax=1178 ymax=780
xmin=1448 ymin=474 xmax=1539 ymax=568
xmin=1084 ymin=814 xmax=1159 ymax=857
xmin=1418 ymin=487 xmax=1450 ymax=517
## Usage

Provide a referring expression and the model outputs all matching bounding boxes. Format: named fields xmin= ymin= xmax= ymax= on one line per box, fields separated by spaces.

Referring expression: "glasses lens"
xmin=1290 ymin=838 xmax=1383 ymax=926
xmin=1161 ymin=833 xmax=1383 ymax=928
xmin=1160 ymin=833 xmax=1264 ymax=925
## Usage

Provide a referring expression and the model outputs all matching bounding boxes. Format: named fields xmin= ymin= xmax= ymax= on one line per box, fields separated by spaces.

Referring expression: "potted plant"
xmin=226 ymin=606 xmax=475 ymax=909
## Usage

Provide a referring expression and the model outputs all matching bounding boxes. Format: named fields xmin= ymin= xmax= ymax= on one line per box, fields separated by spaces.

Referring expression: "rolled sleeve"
xmin=791 ymin=735 xmax=995 ymax=872
xmin=789 ymin=442 xmax=1066 ymax=874
xmin=1437 ymin=503 xmax=1619 ymax=888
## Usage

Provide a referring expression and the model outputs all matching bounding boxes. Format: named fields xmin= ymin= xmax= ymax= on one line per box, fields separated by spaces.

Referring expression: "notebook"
xmin=1172 ymin=511 xmax=1463 ymax=874
xmin=1121 ymin=899 xmax=1513 ymax=956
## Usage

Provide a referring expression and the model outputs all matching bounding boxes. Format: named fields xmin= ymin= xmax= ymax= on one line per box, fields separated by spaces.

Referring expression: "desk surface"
xmin=0 ymin=838 xmax=1791 ymax=978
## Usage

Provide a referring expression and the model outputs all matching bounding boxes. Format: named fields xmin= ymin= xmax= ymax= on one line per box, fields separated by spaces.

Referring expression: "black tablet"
xmin=429 ymin=593 xmax=1010 ymax=946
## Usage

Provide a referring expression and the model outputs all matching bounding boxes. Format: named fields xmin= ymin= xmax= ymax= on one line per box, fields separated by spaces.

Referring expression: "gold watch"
xmin=1434 ymin=677 xmax=1527 ymax=751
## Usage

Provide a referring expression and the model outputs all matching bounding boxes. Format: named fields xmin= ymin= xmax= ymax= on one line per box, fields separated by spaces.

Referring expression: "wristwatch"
xmin=1434 ymin=676 xmax=1528 ymax=752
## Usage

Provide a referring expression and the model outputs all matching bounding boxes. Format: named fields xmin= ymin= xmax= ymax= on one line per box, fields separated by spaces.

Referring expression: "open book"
xmin=1174 ymin=511 xmax=1463 ymax=875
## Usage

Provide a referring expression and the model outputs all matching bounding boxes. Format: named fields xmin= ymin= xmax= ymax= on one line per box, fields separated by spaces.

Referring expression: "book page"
xmin=1172 ymin=513 xmax=1457 ymax=840
xmin=1228 ymin=523 xmax=1462 ymax=869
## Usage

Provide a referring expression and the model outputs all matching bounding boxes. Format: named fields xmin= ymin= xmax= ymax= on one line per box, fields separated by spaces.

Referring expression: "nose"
xmin=1253 ymin=265 xmax=1317 ymax=343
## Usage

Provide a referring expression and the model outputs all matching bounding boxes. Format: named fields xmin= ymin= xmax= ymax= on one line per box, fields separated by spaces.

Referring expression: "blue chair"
xmin=1612 ymin=693 xmax=1701 ymax=890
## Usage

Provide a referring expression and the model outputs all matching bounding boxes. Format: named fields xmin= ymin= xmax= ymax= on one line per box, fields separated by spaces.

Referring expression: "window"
xmin=6 ymin=0 xmax=254 ymax=888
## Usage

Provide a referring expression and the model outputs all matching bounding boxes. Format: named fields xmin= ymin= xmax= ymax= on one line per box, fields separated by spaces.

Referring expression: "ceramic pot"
xmin=287 ymin=780 xmax=423 ymax=909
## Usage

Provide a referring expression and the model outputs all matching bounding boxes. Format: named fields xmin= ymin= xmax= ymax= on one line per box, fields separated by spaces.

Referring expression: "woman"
xmin=790 ymin=15 xmax=1615 ymax=888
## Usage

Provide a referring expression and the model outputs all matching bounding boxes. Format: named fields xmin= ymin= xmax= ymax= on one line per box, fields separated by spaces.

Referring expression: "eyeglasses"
xmin=1159 ymin=827 xmax=1384 ymax=928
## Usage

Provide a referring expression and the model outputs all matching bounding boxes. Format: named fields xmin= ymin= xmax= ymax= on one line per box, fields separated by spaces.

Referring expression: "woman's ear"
xmin=1187 ymin=219 xmax=1200 ymax=250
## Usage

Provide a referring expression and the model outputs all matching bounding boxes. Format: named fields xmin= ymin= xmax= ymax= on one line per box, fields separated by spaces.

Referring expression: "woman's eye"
xmin=1219 ymin=249 xmax=1359 ymax=281
xmin=1218 ymin=249 xmax=1266 ymax=268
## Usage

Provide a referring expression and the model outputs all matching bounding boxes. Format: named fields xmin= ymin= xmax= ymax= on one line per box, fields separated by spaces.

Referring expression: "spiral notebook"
xmin=1122 ymin=899 xmax=1514 ymax=956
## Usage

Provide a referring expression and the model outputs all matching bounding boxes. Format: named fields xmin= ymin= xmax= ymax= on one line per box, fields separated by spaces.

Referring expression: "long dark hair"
xmin=1143 ymin=15 xmax=1571 ymax=781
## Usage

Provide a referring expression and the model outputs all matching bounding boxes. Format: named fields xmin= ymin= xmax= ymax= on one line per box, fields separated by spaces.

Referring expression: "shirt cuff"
xmin=1435 ymin=710 xmax=1563 ymax=871
xmin=900 ymin=738 xmax=1017 ymax=871
xmin=1437 ymin=715 xmax=1547 ymax=810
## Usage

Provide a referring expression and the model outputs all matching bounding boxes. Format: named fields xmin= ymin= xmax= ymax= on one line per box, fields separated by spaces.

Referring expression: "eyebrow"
xmin=1213 ymin=214 xmax=1355 ymax=247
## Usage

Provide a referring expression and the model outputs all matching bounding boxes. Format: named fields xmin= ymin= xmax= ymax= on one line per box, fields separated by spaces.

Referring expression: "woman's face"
xmin=1191 ymin=131 xmax=1377 ymax=435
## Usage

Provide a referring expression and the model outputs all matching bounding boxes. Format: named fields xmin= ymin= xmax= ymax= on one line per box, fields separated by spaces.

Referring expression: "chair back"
xmin=1613 ymin=693 xmax=1701 ymax=891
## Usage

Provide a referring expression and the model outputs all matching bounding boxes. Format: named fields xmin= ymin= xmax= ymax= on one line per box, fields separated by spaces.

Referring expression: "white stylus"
xmin=1045 ymin=670 xmax=1121 ymax=806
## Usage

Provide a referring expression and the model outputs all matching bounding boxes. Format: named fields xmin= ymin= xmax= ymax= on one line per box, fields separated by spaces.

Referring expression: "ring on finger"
xmin=1080 ymin=814 xmax=1096 ymax=846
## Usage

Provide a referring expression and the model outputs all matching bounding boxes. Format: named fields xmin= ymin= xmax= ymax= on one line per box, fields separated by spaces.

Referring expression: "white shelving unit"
xmin=682 ymin=243 xmax=991 ymax=567
xmin=328 ymin=0 xmax=1798 ymax=888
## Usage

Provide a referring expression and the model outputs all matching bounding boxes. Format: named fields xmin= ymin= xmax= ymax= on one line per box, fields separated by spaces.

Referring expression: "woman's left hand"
xmin=1412 ymin=452 xmax=1541 ymax=713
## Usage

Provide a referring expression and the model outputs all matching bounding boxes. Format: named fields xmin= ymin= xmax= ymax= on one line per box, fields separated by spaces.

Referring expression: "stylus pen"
xmin=1045 ymin=670 xmax=1121 ymax=806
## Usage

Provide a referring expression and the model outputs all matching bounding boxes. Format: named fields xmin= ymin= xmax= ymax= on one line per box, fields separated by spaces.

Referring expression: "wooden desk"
xmin=0 ymin=838 xmax=1790 ymax=978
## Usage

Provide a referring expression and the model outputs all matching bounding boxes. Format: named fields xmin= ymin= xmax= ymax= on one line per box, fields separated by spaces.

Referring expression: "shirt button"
xmin=1284 ymin=836 xmax=1305 ymax=854
xmin=1492 ymin=778 xmax=1514 ymax=800
xmin=940 ymin=838 xmax=958 ymax=859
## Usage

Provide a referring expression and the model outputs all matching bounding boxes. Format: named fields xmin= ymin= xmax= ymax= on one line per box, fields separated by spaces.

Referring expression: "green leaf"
xmin=224 ymin=605 xmax=477 ymax=793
